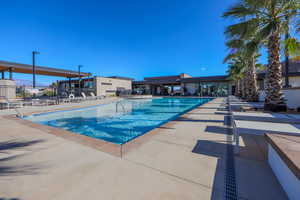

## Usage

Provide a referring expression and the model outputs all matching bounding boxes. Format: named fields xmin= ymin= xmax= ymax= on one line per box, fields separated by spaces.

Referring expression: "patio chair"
xmin=65 ymin=93 xmax=82 ymax=103
xmin=81 ymin=92 xmax=96 ymax=100
xmin=90 ymin=92 xmax=103 ymax=100
xmin=0 ymin=97 xmax=23 ymax=109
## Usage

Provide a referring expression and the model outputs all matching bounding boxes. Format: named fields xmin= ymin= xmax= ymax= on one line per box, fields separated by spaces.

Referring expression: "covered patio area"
xmin=0 ymin=60 xmax=91 ymax=100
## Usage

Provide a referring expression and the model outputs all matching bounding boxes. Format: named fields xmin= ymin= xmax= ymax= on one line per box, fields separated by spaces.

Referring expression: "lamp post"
xmin=32 ymin=51 xmax=40 ymax=89
xmin=78 ymin=65 xmax=83 ymax=95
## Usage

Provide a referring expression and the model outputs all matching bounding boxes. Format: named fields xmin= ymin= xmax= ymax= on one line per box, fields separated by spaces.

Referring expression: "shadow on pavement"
xmin=0 ymin=139 xmax=46 ymax=176
xmin=192 ymin=139 xmax=227 ymax=200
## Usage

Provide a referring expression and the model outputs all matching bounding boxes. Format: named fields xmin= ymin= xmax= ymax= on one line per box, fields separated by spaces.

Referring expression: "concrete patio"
xmin=0 ymin=98 xmax=287 ymax=200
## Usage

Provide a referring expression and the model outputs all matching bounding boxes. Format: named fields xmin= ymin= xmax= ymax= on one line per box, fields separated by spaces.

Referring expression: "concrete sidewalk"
xmin=0 ymin=98 xmax=287 ymax=200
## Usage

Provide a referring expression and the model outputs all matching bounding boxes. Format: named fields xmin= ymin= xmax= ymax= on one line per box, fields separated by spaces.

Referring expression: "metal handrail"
xmin=15 ymin=107 xmax=24 ymax=118
xmin=116 ymin=101 xmax=126 ymax=113
xmin=1 ymin=97 xmax=24 ymax=117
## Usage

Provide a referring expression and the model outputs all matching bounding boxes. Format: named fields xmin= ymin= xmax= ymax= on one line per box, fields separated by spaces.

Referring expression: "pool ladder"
xmin=116 ymin=101 xmax=126 ymax=113
xmin=15 ymin=107 xmax=24 ymax=118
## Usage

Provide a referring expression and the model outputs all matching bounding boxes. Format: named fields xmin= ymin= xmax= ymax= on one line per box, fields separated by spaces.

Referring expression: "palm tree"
xmin=226 ymin=55 xmax=247 ymax=98
xmin=224 ymin=39 xmax=260 ymax=101
xmin=223 ymin=0 xmax=300 ymax=111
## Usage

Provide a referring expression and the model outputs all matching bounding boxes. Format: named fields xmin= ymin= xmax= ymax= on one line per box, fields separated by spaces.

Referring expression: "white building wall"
xmin=0 ymin=80 xmax=16 ymax=99
xmin=268 ymin=144 xmax=300 ymax=200
xmin=258 ymin=76 xmax=300 ymax=109
xmin=95 ymin=77 xmax=132 ymax=96
xmin=282 ymin=88 xmax=300 ymax=109
xmin=259 ymin=89 xmax=300 ymax=109
xmin=283 ymin=77 xmax=300 ymax=87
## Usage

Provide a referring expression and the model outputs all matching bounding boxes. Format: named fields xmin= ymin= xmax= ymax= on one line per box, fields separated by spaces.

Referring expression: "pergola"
xmin=0 ymin=60 xmax=91 ymax=80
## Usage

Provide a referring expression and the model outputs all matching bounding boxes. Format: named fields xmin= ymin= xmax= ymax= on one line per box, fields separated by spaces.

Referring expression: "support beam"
xmin=68 ymin=77 xmax=72 ymax=94
xmin=68 ymin=78 xmax=71 ymax=88
xmin=32 ymin=51 xmax=40 ymax=88
xmin=9 ymin=68 xmax=12 ymax=80
xmin=1 ymin=71 xmax=4 ymax=80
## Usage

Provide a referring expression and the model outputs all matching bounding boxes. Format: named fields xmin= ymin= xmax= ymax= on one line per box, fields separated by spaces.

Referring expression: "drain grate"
xmin=224 ymin=104 xmax=238 ymax=200
xmin=225 ymin=138 xmax=238 ymax=200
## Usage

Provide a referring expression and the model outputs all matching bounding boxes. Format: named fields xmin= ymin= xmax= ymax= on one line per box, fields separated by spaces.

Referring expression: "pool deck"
xmin=0 ymin=97 xmax=121 ymax=116
xmin=0 ymin=98 xmax=287 ymax=199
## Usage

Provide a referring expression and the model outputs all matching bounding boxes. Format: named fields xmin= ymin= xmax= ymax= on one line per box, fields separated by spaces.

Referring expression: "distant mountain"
xmin=15 ymin=79 xmax=48 ymax=87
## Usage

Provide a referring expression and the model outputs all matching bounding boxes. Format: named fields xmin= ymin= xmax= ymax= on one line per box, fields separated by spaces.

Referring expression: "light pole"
xmin=78 ymin=65 xmax=83 ymax=95
xmin=32 ymin=51 xmax=40 ymax=89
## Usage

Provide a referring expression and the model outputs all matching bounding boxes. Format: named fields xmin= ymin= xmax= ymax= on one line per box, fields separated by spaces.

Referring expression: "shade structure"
xmin=0 ymin=60 xmax=91 ymax=78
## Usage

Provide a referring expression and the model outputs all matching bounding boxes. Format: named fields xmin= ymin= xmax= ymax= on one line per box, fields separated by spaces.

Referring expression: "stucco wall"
xmin=283 ymin=88 xmax=300 ymax=109
xmin=283 ymin=77 xmax=300 ymax=87
xmin=268 ymin=144 xmax=300 ymax=200
xmin=259 ymin=89 xmax=300 ymax=109
xmin=95 ymin=77 xmax=132 ymax=96
xmin=0 ymin=80 xmax=16 ymax=99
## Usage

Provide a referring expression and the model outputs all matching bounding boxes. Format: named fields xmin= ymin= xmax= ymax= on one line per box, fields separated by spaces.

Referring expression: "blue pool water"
xmin=25 ymin=98 xmax=212 ymax=144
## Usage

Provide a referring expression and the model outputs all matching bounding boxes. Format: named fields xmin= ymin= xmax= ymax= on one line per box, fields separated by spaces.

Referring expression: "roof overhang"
xmin=0 ymin=60 xmax=91 ymax=78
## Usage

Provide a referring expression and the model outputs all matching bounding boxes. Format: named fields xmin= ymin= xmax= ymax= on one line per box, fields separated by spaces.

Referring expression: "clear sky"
xmin=0 ymin=0 xmax=239 ymax=85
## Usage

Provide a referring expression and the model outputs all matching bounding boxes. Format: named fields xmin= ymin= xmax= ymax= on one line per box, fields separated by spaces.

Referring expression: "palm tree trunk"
xmin=245 ymin=56 xmax=259 ymax=102
xmin=241 ymin=78 xmax=246 ymax=99
xmin=238 ymin=79 xmax=243 ymax=98
xmin=264 ymin=32 xmax=286 ymax=111
xmin=235 ymin=80 xmax=240 ymax=96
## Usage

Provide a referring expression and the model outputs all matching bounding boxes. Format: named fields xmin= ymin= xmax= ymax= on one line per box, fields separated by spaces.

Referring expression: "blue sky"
xmin=1 ymin=0 xmax=241 ymax=85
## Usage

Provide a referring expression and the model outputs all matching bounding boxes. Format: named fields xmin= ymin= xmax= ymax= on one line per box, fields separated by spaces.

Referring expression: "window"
xmin=101 ymin=82 xmax=112 ymax=85
xmin=116 ymin=87 xmax=125 ymax=91
xmin=106 ymin=90 xmax=116 ymax=93
xmin=84 ymin=81 xmax=94 ymax=89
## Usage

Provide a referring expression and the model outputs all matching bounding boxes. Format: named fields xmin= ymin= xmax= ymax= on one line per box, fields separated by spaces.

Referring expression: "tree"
xmin=224 ymin=39 xmax=260 ymax=101
xmin=223 ymin=0 xmax=300 ymax=111
xmin=226 ymin=55 xmax=247 ymax=98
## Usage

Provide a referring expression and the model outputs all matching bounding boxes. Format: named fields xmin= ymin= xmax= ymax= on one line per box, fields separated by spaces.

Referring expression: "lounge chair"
xmin=81 ymin=92 xmax=96 ymax=100
xmin=31 ymin=99 xmax=55 ymax=106
xmin=90 ymin=92 xmax=103 ymax=100
xmin=65 ymin=93 xmax=83 ymax=103
xmin=0 ymin=99 xmax=23 ymax=109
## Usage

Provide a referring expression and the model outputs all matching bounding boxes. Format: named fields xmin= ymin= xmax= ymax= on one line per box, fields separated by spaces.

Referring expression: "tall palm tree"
xmin=226 ymin=55 xmax=247 ymax=98
xmin=224 ymin=39 xmax=260 ymax=101
xmin=223 ymin=0 xmax=300 ymax=111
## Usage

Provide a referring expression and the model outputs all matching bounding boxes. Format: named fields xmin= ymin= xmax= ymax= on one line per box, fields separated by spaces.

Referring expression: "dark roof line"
xmin=107 ymin=76 xmax=134 ymax=81
xmin=0 ymin=60 xmax=91 ymax=78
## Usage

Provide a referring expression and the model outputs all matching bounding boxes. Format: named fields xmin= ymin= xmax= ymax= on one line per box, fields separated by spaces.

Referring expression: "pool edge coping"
xmin=3 ymin=98 xmax=217 ymax=158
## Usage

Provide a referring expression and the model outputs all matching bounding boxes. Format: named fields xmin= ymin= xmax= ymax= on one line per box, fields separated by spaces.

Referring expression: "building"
xmin=0 ymin=60 xmax=90 ymax=100
xmin=58 ymin=76 xmax=133 ymax=97
xmin=133 ymin=73 xmax=230 ymax=97
xmin=257 ymin=60 xmax=300 ymax=89
xmin=133 ymin=61 xmax=300 ymax=99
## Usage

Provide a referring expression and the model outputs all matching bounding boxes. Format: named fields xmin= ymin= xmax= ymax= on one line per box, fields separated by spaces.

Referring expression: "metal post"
xmin=68 ymin=77 xmax=71 ymax=89
xmin=9 ymin=68 xmax=12 ymax=80
xmin=32 ymin=51 xmax=40 ymax=89
xmin=56 ymin=80 xmax=59 ymax=105
xmin=78 ymin=65 xmax=82 ymax=96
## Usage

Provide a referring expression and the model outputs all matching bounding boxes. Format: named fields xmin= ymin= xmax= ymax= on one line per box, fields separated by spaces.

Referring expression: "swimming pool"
xmin=25 ymin=98 xmax=212 ymax=144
